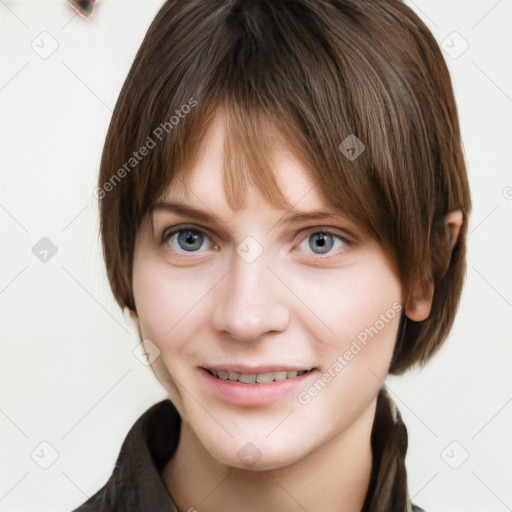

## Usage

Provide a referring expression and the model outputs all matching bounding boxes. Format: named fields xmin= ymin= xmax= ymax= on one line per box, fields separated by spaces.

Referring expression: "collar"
xmin=73 ymin=388 xmax=423 ymax=512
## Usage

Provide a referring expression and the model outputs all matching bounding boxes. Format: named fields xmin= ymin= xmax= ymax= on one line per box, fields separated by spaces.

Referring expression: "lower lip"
xmin=198 ymin=367 xmax=317 ymax=406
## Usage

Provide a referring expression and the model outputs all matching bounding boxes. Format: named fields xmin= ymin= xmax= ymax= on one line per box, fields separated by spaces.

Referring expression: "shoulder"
xmin=412 ymin=504 xmax=426 ymax=512
xmin=71 ymin=399 xmax=181 ymax=512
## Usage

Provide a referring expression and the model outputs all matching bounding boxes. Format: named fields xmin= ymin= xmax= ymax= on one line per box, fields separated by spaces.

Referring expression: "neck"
xmin=162 ymin=398 xmax=377 ymax=512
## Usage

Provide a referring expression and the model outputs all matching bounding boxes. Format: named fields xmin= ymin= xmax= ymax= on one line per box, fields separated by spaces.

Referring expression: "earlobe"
xmin=405 ymin=279 xmax=434 ymax=322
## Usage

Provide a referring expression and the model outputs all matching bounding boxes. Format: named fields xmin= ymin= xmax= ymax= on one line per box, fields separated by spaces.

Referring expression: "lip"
xmin=198 ymin=366 xmax=317 ymax=406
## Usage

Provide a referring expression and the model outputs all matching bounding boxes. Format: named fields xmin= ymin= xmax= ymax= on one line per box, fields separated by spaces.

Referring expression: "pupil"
xmin=311 ymin=232 xmax=332 ymax=254
xmin=179 ymin=230 xmax=202 ymax=251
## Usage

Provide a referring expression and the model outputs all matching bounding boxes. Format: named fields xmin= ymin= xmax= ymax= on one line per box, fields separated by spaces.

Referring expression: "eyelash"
xmin=159 ymin=224 xmax=353 ymax=258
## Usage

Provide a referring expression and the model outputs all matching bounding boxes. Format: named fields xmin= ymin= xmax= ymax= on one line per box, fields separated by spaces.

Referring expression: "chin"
xmin=205 ymin=433 xmax=311 ymax=472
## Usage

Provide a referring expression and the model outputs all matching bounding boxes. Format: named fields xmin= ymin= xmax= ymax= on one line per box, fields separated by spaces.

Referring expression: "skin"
xmin=131 ymin=115 xmax=462 ymax=512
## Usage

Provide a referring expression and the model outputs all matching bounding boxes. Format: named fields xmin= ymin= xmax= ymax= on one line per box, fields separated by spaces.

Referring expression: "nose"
xmin=210 ymin=248 xmax=290 ymax=343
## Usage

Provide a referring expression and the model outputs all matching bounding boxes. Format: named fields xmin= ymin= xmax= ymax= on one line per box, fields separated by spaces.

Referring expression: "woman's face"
xmin=132 ymin=118 xmax=403 ymax=470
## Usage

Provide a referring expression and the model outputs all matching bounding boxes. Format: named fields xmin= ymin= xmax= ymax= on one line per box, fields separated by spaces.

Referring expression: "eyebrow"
xmin=149 ymin=200 xmax=349 ymax=230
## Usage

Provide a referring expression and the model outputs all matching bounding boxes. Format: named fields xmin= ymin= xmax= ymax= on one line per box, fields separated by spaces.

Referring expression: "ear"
xmin=445 ymin=209 xmax=464 ymax=250
xmin=405 ymin=209 xmax=464 ymax=322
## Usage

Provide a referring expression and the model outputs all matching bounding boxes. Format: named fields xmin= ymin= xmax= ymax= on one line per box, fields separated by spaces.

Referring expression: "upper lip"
xmin=202 ymin=364 xmax=313 ymax=374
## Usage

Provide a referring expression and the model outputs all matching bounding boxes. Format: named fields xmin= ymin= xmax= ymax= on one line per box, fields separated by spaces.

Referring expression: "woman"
xmin=75 ymin=0 xmax=471 ymax=510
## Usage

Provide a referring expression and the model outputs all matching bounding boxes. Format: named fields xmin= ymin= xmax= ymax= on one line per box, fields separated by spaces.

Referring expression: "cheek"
xmin=338 ymin=268 xmax=402 ymax=350
xmin=133 ymin=270 xmax=172 ymax=339
xmin=132 ymin=263 xmax=214 ymax=348
xmin=293 ymin=264 xmax=402 ymax=424
xmin=290 ymin=257 xmax=403 ymax=366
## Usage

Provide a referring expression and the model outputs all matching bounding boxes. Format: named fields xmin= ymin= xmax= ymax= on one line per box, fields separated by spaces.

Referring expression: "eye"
xmin=160 ymin=225 xmax=351 ymax=256
xmin=297 ymin=230 xmax=348 ymax=256
xmin=161 ymin=227 xmax=215 ymax=253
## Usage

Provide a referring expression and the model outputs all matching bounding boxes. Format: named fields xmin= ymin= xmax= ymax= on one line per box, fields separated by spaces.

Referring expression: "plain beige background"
xmin=1 ymin=1 xmax=511 ymax=510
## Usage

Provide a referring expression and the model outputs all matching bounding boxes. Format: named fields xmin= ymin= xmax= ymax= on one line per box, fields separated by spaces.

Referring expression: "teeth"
xmin=238 ymin=373 xmax=256 ymax=384
xmin=209 ymin=369 xmax=310 ymax=383
xmin=256 ymin=372 xmax=274 ymax=384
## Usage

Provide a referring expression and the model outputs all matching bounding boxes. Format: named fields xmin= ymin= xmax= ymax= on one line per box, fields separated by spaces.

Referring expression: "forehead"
xmin=158 ymin=115 xmax=326 ymax=215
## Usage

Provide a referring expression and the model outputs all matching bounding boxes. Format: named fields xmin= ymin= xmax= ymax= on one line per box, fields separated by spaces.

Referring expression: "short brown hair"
xmin=97 ymin=0 xmax=471 ymax=375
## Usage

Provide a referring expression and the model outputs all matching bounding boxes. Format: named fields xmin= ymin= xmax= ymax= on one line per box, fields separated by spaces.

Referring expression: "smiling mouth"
xmin=205 ymin=368 xmax=313 ymax=384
